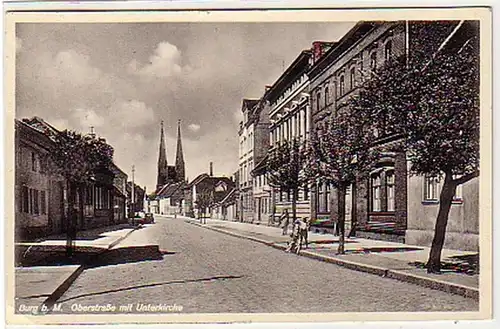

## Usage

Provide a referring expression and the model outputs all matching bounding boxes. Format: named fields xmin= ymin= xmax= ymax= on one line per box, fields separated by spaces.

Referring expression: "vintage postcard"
xmin=3 ymin=3 xmax=493 ymax=326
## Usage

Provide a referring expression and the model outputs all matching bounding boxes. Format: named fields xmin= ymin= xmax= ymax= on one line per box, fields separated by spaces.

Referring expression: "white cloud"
xmin=72 ymin=108 xmax=105 ymax=129
xmin=129 ymin=41 xmax=190 ymax=79
xmin=41 ymin=50 xmax=103 ymax=88
xmin=188 ymin=123 xmax=201 ymax=132
xmin=108 ymin=100 xmax=155 ymax=128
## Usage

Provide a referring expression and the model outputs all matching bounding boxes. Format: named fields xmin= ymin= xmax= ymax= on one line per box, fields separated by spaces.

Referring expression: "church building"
xmin=156 ymin=119 xmax=186 ymax=190
xmin=146 ymin=119 xmax=186 ymax=215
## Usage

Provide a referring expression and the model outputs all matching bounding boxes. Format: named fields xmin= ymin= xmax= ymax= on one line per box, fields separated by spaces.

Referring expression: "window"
xmin=339 ymin=75 xmax=345 ymax=95
xmin=324 ymin=86 xmax=329 ymax=106
xmin=40 ymin=190 xmax=46 ymax=215
xmin=21 ymin=185 xmax=29 ymax=213
xmin=317 ymin=183 xmax=325 ymax=213
xmin=371 ymin=174 xmax=382 ymax=211
xmin=31 ymin=152 xmax=36 ymax=172
xmin=304 ymin=184 xmax=309 ymax=201
xmin=85 ymin=186 xmax=93 ymax=205
xmin=370 ymin=52 xmax=377 ymax=76
xmin=424 ymin=176 xmax=439 ymax=201
xmin=385 ymin=40 xmax=392 ymax=61
xmin=386 ymin=171 xmax=395 ymax=211
xmin=316 ymin=91 xmax=321 ymax=112
xmin=33 ymin=189 xmax=39 ymax=215
xmin=350 ymin=67 xmax=356 ymax=89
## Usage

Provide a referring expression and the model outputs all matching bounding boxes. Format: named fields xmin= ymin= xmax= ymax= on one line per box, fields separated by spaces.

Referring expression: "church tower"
xmin=174 ymin=119 xmax=186 ymax=182
xmin=156 ymin=120 xmax=169 ymax=190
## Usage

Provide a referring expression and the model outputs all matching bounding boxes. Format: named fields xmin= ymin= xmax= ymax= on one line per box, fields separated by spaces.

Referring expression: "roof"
xmin=251 ymin=153 xmax=268 ymax=177
xmin=266 ymin=50 xmax=312 ymax=103
xmin=157 ymin=182 xmax=185 ymax=199
xmin=20 ymin=116 xmax=61 ymax=141
xmin=308 ymin=22 xmax=381 ymax=80
xmin=188 ymin=173 xmax=210 ymax=187
xmin=218 ymin=187 xmax=237 ymax=206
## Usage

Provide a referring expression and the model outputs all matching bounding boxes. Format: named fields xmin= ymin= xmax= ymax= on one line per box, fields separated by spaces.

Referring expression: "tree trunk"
xmin=66 ymin=181 xmax=77 ymax=257
xmin=426 ymin=173 xmax=457 ymax=273
xmin=291 ymin=188 xmax=298 ymax=225
xmin=337 ymin=185 xmax=347 ymax=254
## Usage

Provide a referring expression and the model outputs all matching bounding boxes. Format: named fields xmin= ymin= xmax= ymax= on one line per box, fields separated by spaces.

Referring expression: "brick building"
xmin=307 ymin=21 xmax=479 ymax=250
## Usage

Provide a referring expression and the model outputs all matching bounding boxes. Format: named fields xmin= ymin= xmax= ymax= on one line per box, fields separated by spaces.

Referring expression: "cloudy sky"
xmin=16 ymin=22 xmax=355 ymax=192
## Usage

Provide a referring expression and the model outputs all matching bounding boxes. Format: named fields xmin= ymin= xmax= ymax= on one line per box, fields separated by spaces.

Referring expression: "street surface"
xmin=55 ymin=216 xmax=478 ymax=313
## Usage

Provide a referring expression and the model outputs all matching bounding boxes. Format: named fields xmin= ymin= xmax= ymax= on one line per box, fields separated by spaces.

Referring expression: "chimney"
xmin=312 ymin=41 xmax=335 ymax=63
xmin=209 ymin=162 xmax=213 ymax=176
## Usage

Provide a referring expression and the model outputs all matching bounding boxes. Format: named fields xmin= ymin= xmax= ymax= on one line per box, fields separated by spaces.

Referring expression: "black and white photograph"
xmin=3 ymin=4 xmax=493 ymax=325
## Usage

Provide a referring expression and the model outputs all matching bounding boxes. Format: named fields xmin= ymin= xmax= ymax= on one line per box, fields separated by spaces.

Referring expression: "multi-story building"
xmin=266 ymin=43 xmax=334 ymax=222
xmin=237 ymin=98 xmax=260 ymax=223
xmin=308 ymin=21 xmax=479 ymax=250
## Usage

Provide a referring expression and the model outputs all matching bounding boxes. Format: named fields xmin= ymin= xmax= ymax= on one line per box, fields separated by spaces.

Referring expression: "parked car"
xmin=133 ymin=212 xmax=155 ymax=225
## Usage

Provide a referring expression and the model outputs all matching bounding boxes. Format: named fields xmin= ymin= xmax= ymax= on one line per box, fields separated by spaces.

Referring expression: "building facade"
xmin=15 ymin=117 xmax=122 ymax=240
xmin=237 ymin=99 xmax=260 ymax=222
xmin=266 ymin=47 xmax=321 ymax=222
xmin=308 ymin=21 xmax=479 ymax=250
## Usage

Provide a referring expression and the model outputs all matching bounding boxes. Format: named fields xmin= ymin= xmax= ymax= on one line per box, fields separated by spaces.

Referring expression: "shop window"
xmin=371 ymin=174 xmax=381 ymax=211
xmin=386 ymin=171 xmax=395 ymax=211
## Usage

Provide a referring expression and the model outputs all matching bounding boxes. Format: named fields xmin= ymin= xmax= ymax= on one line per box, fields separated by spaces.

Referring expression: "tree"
xmin=267 ymin=138 xmax=308 ymax=227
xmin=306 ymin=107 xmax=378 ymax=254
xmin=353 ymin=22 xmax=479 ymax=272
xmin=49 ymin=130 xmax=114 ymax=256
xmin=195 ymin=188 xmax=213 ymax=224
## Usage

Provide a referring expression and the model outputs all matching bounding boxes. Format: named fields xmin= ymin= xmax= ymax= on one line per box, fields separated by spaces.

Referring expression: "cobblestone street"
xmin=55 ymin=216 xmax=478 ymax=314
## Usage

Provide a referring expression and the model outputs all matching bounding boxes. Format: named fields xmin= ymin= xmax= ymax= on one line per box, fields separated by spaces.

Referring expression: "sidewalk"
xmin=184 ymin=217 xmax=479 ymax=300
xmin=14 ymin=223 xmax=140 ymax=313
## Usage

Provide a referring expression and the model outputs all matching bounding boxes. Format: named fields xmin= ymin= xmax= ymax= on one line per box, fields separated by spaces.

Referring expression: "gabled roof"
xmin=20 ymin=116 xmax=61 ymax=141
xmin=218 ymin=187 xmax=237 ymax=206
xmin=157 ymin=182 xmax=185 ymax=199
xmin=188 ymin=173 xmax=210 ymax=187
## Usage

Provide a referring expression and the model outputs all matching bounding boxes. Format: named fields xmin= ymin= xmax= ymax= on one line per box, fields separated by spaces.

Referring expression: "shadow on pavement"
xmin=56 ymin=275 xmax=244 ymax=304
xmin=27 ymin=223 xmax=140 ymax=242
xmin=16 ymin=244 xmax=172 ymax=268
xmin=89 ymin=246 xmax=174 ymax=268
xmin=346 ymin=246 xmax=424 ymax=254
xmin=409 ymin=253 xmax=479 ymax=275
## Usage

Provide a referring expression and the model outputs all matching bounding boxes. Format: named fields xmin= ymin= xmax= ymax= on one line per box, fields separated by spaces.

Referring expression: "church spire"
xmin=175 ymin=119 xmax=185 ymax=182
xmin=157 ymin=120 xmax=168 ymax=190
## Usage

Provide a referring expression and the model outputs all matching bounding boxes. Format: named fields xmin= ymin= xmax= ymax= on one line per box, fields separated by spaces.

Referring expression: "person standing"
xmin=280 ymin=209 xmax=290 ymax=235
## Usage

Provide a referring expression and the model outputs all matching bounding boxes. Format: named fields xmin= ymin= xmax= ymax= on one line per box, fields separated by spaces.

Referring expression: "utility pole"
xmin=131 ymin=165 xmax=135 ymax=216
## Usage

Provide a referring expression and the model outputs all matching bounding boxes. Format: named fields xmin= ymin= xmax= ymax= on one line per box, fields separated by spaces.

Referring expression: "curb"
xmin=39 ymin=225 xmax=141 ymax=313
xmin=186 ymin=220 xmax=479 ymax=301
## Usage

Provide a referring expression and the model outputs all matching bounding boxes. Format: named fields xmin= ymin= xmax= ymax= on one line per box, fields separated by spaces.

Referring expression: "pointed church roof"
xmin=157 ymin=120 xmax=169 ymax=188
xmin=175 ymin=119 xmax=185 ymax=182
